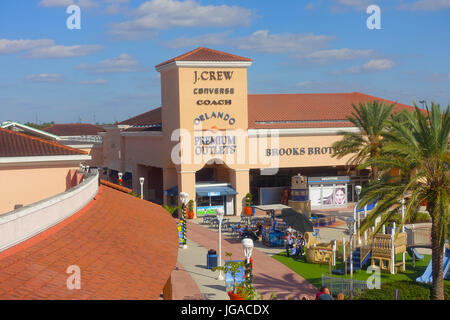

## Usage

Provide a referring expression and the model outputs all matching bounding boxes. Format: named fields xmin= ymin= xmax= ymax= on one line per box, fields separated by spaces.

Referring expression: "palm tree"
xmin=359 ymin=102 xmax=449 ymax=300
xmin=332 ymin=101 xmax=395 ymax=180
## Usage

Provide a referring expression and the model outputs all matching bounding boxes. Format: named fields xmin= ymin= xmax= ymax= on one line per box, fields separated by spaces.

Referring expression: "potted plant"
xmin=163 ymin=204 xmax=180 ymax=217
xmin=212 ymin=252 xmax=263 ymax=300
xmin=244 ymin=193 xmax=253 ymax=216
xmin=187 ymin=200 xmax=195 ymax=219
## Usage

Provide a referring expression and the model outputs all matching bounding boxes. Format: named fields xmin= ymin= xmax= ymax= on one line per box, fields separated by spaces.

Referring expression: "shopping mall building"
xmin=101 ymin=47 xmax=415 ymax=217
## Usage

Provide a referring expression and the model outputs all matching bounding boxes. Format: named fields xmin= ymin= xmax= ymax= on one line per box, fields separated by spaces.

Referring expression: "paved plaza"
xmin=172 ymin=207 xmax=356 ymax=300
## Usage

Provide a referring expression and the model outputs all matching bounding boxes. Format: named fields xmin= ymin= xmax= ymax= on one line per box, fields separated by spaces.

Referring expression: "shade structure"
xmin=277 ymin=208 xmax=314 ymax=234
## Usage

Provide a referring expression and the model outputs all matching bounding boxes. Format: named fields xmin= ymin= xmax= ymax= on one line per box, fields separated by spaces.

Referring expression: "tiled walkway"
xmin=176 ymin=220 xmax=318 ymax=300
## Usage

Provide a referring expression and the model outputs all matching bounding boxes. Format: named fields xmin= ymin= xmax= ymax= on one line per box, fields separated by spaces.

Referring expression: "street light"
xmin=118 ymin=172 xmax=123 ymax=184
xmin=216 ymin=207 xmax=225 ymax=280
xmin=180 ymin=192 xmax=189 ymax=249
xmin=139 ymin=177 xmax=145 ymax=200
xmin=346 ymin=217 xmax=355 ymax=299
xmin=242 ymin=238 xmax=254 ymax=285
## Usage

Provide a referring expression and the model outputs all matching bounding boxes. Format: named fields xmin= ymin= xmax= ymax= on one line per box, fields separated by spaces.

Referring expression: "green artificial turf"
xmin=272 ymin=249 xmax=450 ymax=290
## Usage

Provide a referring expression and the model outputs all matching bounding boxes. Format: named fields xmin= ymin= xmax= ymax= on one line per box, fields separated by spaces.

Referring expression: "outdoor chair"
xmin=202 ymin=216 xmax=211 ymax=224
xmin=312 ymin=229 xmax=320 ymax=239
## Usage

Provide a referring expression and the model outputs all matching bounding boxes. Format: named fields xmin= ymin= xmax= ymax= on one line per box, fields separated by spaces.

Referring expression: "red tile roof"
xmin=119 ymin=92 xmax=416 ymax=130
xmin=43 ymin=123 xmax=105 ymax=136
xmin=247 ymin=92 xmax=416 ymax=129
xmin=0 ymin=184 xmax=179 ymax=300
xmin=0 ymin=128 xmax=88 ymax=157
xmin=155 ymin=47 xmax=252 ymax=69
xmin=119 ymin=108 xmax=162 ymax=127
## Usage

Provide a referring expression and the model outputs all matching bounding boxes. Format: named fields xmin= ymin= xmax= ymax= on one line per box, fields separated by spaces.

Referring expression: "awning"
xmin=164 ymin=186 xmax=178 ymax=196
xmin=196 ymin=185 xmax=237 ymax=197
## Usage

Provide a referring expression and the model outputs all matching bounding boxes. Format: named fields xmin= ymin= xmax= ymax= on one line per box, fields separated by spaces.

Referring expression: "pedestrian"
xmin=285 ymin=231 xmax=294 ymax=257
xmin=318 ymin=288 xmax=334 ymax=300
xmin=315 ymin=286 xmax=326 ymax=300
xmin=337 ymin=293 xmax=345 ymax=300
xmin=294 ymin=235 xmax=305 ymax=259
xmin=298 ymin=234 xmax=305 ymax=256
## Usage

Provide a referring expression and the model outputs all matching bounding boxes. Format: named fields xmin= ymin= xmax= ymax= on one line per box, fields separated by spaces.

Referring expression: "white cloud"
xmin=110 ymin=0 xmax=252 ymax=39
xmin=0 ymin=39 xmax=54 ymax=54
xmin=76 ymin=53 xmax=145 ymax=74
xmin=24 ymin=74 xmax=63 ymax=83
xmin=38 ymin=0 xmax=99 ymax=8
xmin=333 ymin=59 xmax=395 ymax=74
xmin=78 ymin=79 xmax=108 ymax=85
xmin=164 ymin=30 xmax=335 ymax=54
xmin=38 ymin=0 xmax=73 ymax=7
xmin=301 ymin=48 xmax=376 ymax=64
xmin=0 ymin=39 xmax=102 ymax=59
xmin=235 ymin=30 xmax=333 ymax=54
xmin=25 ymin=44 xmax=103 ymax=59
xmin=399 ymin=0 xmax=450 ymax=11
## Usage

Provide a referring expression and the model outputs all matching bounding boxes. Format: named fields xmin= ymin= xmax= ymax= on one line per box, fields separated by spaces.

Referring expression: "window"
xmin=197 ymin=196 xmax=210 ymax=207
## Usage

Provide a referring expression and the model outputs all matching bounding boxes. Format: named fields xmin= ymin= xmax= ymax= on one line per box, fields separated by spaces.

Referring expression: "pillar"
xmin=163 ymin=167 xmax=178 ymax=205
xmin=230 ymin=169 xmax=250 ymax=216
xmin=177 ymin=170 xmax=196 ymax=217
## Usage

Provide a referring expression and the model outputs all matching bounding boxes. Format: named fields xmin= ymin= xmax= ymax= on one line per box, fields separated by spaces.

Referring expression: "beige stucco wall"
xmin=101 ymin=61 xmax=358 ymax=216
xmin=0 ymin=163 xmax=79 ymax=214
xmin=79 ymin=145 xmax=104 ymax=168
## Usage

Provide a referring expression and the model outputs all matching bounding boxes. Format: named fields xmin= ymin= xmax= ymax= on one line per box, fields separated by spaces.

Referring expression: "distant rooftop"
xmin=0 ymin=128 xmax=87 ymax=157
xmin=43 ymin=123 xmax=106 ymax=136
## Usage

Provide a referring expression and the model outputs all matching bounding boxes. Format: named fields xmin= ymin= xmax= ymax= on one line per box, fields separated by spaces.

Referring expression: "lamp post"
xmin=216 ymin=207 xmax=225 ymax=280
xmin=242 ymin=238 xmax=254 ymax=285
xmin=118 ymin=172 xmax=123 ymax=185
xmin=180 ymin=192 xmax=189 ymax=249
xmin=346 ymin=217 xmax=355 ymax=299
xmin=355 ymin=185 xmax=362 ymax=245
xmin=139 ymin=177 xmax=145 ymax=200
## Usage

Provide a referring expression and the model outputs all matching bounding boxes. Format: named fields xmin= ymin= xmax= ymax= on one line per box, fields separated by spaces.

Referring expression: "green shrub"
xmin=355 ymin=281 xmax=431 ymax=300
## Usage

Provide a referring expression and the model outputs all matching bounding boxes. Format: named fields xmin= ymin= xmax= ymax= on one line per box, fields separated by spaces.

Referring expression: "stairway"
xmin=347 ymin=248 xmax=371 ymax=271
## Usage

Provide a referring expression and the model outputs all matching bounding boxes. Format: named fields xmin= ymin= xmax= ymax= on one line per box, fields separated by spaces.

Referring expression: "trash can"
xmin=207 ymin=249 xmax=218 ymax=269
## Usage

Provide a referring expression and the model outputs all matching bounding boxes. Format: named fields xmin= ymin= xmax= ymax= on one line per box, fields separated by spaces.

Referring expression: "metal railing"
xmin=321 ymin=275 xmax=368 ymax=297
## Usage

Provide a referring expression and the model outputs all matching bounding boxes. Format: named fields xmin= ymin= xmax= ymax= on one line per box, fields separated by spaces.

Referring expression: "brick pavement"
xmin=185 ymin=221 xmax=317 ymax=300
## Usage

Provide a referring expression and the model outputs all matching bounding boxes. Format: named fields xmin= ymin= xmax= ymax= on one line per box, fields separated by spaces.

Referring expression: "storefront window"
xmin=210 ymin=196 xmax=224 ymax=206
xmin=197 ymin=196 xmax=210 ymax=207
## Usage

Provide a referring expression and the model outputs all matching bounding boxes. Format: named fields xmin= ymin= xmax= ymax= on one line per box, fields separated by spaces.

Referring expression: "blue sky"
xmin=0 ymin=0 xmax=449 ymax=124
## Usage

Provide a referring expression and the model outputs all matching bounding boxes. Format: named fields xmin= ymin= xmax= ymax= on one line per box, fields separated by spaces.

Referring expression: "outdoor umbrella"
xmin=276 ymin=208 xmax=314 ymax=234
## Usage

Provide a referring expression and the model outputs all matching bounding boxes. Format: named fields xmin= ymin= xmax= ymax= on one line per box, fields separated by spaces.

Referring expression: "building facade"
xmin=101 ymin=47 xmax=415 ymax=217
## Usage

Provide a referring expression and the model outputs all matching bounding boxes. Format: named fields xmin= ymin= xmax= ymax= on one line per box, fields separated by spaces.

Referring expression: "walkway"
xmin=174 ymin=220 xmax=317 ymax=300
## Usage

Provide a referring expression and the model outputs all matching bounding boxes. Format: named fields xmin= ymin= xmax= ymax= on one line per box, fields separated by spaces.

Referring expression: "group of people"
xmin=284 ymin=228 xmax=306 ymax=259
xmin=314 ymin=287 xmax=345 ymax=300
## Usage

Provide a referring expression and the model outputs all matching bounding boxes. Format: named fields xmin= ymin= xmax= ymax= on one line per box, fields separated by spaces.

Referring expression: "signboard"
xmin=196 ymin=205 xmax=224 ymax=216
xmin=208 ymin=192 xmax=221 ymax=196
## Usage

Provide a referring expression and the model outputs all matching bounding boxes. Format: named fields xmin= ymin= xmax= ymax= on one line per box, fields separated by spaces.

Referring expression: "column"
xmin=230 ymin=169 xmax=250 ymax=216
xmin=177 ymin=170 xmax=196 ymax=217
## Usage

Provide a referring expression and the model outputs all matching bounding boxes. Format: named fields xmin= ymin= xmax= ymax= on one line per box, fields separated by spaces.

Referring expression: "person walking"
xmin=294 ymin=235 xmax=305 ymax=259
xmin=285 ymin=231 xmax=295 ymax=257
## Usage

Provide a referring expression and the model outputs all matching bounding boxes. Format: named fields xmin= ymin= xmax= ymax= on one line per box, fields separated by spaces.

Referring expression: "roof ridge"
xmin=155 ymin=47 xmax=252 ymax=68
xmin=0 ymin=127 xmax=88 ymax=155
